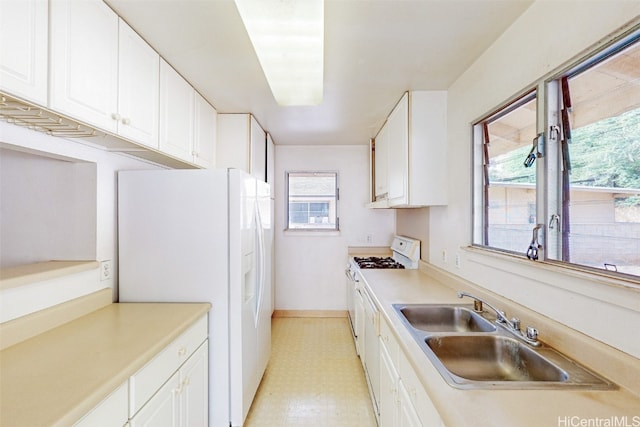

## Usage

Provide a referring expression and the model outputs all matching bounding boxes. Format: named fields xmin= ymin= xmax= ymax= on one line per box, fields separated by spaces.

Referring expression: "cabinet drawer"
xmin=129 ymin=314 xmax=207 ymax=417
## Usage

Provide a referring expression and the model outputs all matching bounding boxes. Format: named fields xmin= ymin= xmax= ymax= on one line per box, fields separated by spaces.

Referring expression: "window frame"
xmin=472 ymin=24 xmax=640 ymax=283
xmin=284 ymin=170 xmax=340 ymax=232
xmin=472 ymin=88 xmax=539 ymax=255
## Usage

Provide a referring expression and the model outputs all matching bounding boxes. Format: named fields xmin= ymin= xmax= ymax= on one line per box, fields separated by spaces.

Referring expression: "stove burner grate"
xmin=353 ymin=256 xmax=405 ymax=269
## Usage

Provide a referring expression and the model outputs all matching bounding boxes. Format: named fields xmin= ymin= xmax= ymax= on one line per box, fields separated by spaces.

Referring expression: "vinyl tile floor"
xmin=244 ymin=317 xmax=378 ymax=427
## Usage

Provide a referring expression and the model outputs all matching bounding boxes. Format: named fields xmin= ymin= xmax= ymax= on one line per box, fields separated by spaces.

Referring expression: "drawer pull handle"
xmin=178 ymin=347 xmax=186 ymax=357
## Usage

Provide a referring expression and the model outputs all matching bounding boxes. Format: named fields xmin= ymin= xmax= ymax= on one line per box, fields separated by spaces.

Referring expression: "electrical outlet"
xmin=100 ymin=260 xmax=112 ymax=281
xmin=455 ymin=253 xmax=461 ymax=268
xmin=442 ymin=249 xmax=447 ymax=263
xmin=366 ymin=234 xmax=373 ymax=243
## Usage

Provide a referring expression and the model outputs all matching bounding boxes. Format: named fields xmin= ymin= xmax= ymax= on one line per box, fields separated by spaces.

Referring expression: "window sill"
xmin=284 ymin=229 xmax=340 ymax=237
xmin=462 ymin=245 xmax=640 ymax=310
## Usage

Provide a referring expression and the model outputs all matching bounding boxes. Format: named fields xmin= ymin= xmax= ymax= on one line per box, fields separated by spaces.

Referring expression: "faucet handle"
xmin=526 ymin=326 xmax=539 ymax=340
xmin=511 ymin=317 xmax=521 ymax=331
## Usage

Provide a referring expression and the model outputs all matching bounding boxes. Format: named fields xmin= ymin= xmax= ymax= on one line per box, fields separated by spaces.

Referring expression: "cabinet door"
xmin=266 ymin=133 xmax=275 ymax=188
xmin=118 ymin=19 xmax=159 ymax=148
xmin=374 ymin=123 xmax=389 ymax=199
xmin=387 ymin=92 xmax=409 ymax=205
xmin=355 ymin=287 xmax=365 ymax=359
xmin=193 ymin=93 xmax=217 ymax=168
xmin=379 ymin=339 xmax=399 ymax=427
xmin=250 ymin=115 xmax=266 ymax=181
xmin=159 ymin=59 xmax=194 ymax=161
xmin=0 ymin=0 xmax=48 ymax=105
xmin=130 ymin=371 xmax=181 ymax=427
xmin=363 ymin=289 xmax=380 ymax=414
xmin=398 ymin=380 xmax=422 ymax=427
xmin=50 ymin=0 xmax=118 ymax=132
xmin=180 ymin=343 xmax=208 ymax=427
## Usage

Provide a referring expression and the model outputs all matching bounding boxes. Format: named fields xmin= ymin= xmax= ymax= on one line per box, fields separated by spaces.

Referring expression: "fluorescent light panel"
xmin=234 ymin=0 xmax=324 ymax=106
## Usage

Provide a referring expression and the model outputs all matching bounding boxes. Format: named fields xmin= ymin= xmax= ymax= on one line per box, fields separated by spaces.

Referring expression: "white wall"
xmin=421 ymin=2 xmax=640 ymax=358
xmin=0 ymin=122 xmax=162 ymax=306
xmin=274 ymin=145 xmax=395 ymax=311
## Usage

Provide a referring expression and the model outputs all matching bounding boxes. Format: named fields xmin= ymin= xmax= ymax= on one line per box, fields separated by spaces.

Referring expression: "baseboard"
xmin=273 ymin=310 xmax=347 ymax=318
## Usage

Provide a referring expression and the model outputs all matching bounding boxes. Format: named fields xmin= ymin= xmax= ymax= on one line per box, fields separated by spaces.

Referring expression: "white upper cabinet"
xmin=117 ymin=19 xmax=160 ymax=148
xmin=386 ymin=95 xmax=409 ymax=204
xmin=193 ymin=92 xmax=217 ymax=168
xmin=250 ymin=115 xmax=267 ymax=181
xmin=374 ymin=124 xmax=389 ymax=201
xmin=370 ymin=91 xmax=448 ymax=208
xmin=159 ymin=60 xmax=217 ymax=167
xmin=0 ymin=0 xmax=48 ymax=105
xmin=49 ymin=0 xmax=119 ymax=132
xmin=217 ymin=114 xmax=267 ymax=182
xmin=159 ymin=59 xmax=195 ymax=161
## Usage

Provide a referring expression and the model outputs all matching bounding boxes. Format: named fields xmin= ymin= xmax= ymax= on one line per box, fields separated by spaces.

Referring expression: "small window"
xmin=472 ymin=91 xmax=538 ymax=254
xmin=286 ymin=171 xmax=339 ymax=230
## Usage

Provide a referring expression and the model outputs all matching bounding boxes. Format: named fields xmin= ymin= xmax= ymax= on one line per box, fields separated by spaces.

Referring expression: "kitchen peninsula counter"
xmin=0 ymin=299 xmax=210 ymax=427
xmin=359 ymin=264 xmax=640 ymax=427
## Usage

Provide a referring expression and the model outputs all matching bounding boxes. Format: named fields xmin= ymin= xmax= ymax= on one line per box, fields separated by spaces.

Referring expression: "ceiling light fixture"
xmin=234 ymin=0 xmax=324 ymax=106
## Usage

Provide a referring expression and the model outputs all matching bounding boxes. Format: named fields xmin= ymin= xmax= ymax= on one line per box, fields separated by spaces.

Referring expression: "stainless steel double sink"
xmin=393 ymin=304 xmax=615 ymax=389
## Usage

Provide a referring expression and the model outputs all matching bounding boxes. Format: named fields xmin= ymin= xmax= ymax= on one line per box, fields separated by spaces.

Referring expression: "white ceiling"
xmin=105 ymin=0 xmax=533 ymax=145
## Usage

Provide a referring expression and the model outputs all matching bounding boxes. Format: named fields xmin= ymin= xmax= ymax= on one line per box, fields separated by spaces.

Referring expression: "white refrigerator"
xmin=118 ymin=168 xmax=272 ymax=427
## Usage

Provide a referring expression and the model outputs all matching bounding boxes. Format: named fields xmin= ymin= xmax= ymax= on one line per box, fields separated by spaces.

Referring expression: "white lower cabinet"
xmin=378 ymin=315 xmax=444 ymax=427
xmin=379 ymin=337 xmax=399 ymax=427
xmin=130 ymin=342 xmax=208 ymax=427
xmin=398 ymin=345 xmax=444 ymax=427
xmin=362 ymin=287 xmax=380 ymax=418
xmin=398 ymin=380 xmax=422 ymax=427
xmin=74 ymin=314 xmax=208 ymax=427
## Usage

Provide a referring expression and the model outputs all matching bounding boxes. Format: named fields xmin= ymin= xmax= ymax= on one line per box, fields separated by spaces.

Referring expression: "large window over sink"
xmin=286 ymin=171 xmax=339 ymax=230
xmin=473 ymin=26 xmax=640 ymax=279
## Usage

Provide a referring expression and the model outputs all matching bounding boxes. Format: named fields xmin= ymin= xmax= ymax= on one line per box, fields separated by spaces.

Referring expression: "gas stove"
xmin=353 ymin=256 xmax=405 ymax=269
xmin=350 ymin=236 xmax=421 ymax=270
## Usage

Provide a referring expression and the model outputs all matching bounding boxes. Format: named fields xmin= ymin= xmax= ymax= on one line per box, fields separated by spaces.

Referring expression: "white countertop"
xmin=358 ymin=264 xmax=640 ymax=427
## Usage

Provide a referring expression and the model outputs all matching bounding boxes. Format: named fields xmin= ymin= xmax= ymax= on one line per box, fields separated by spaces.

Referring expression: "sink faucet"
xmin=457 ymin=291 xmax=541 ymax=347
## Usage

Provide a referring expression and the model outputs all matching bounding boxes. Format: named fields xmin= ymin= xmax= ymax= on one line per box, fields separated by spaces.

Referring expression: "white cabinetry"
xmin=397 ymin=380 xmax=423 ymax=427
xmin=193 ymin=93 xmax=217 ymax=168
xmin=386 ymin=95 xmax=409 ymax=204
xmin=355 ymin=284 xmax=365 ymax=358
xmin=362 ymin=287 xmax=380 ymax=419
xmin=49 ymin=0 xmax=161 ymax=147
xmin=74 ymin=314 xmax=208 ymax=427
xmin=159 ymin=60 xmax=217 ymax=167
xmin=0 ymin=0 xmax=48 ymax=105
xmin=117 ymin=19 xmax=160 ymax=148
xmin=379 ymin=333 xmax=399 ymax=427
xmin=369 ymin=91 xmax=447 ymax=208
xmin=217 ymin=114 xmax=267 ymax=181
xmin=378 ymin=315 xmax=445 ymax=427
xmin=49 ymin=0 xmax=119 ymax=132
xmin=130 ymin=343 xmax=208 ymax=427
xmin=374 ymin=123 xmax=389 ymax=201
xmin=159 ymin=59 xmax=194 ymax=161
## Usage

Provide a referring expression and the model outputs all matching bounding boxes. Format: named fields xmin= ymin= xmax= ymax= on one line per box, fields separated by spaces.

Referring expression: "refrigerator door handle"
xmin=254 ymin=202 xmax=266 ymax=326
